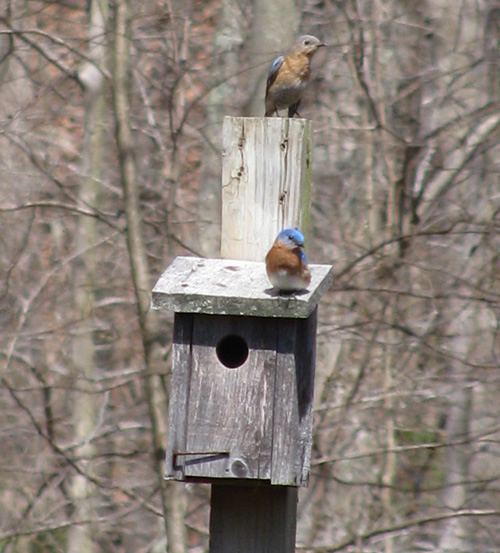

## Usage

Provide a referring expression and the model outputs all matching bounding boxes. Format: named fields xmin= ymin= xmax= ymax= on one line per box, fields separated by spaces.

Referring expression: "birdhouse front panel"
xmin=185 ymin=314 xmax=276 ymax=480
xmin=165 ymin=311 xmax=317 ymax=486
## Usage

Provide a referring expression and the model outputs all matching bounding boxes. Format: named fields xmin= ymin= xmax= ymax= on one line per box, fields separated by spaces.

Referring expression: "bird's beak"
xmin=319 ymin=42 xmax=326 ymax=48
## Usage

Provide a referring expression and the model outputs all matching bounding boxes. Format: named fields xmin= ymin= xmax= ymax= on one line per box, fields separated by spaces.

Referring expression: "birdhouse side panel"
xmin=295 ymin=310 xmax=317 ymax=485
xmin=271 ymin=310 xmax=317 ymax=486
xmin=165 ymin=313 xmax=194 ymax=480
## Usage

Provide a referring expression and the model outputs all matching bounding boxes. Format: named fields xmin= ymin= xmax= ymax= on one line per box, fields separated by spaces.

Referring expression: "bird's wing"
xmin=266 ymin=55 xmax=285 ymax=95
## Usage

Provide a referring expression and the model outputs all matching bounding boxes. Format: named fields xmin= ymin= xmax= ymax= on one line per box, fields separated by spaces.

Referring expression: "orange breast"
xmin=283 ymin=54 xmax=311 ymax=81
xmin=265 ymin=243 xmax=302 ymax=275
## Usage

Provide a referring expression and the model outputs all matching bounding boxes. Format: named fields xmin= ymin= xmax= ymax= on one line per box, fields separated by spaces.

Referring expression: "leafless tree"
xmin=0 ymin=0 xmax=498 ymax=552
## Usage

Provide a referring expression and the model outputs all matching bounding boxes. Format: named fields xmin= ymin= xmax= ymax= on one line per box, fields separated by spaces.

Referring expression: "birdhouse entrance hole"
xmin=216 ymin=334 xmax=249 ymax=368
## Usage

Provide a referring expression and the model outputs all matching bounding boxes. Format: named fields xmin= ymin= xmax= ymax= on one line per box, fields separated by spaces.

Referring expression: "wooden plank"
xmin=151 ymin=256 xmax=333 ymax=319
xmin=270 ymin=311 xmax=316 ymax=485
xmin=209 ymin=484 xmax=298 ymax=553
xmin=165 ymin=313 xmax=193 ymax=479
xmin=183 ymin=315 xmax=276 ymax=480
xmin=221 ymin=116 xmax=312 ymax=261
xmin=271 ymin=318 xmax=301 ymax=485
xmin=295 ymin=310 xmax=317 ymax=486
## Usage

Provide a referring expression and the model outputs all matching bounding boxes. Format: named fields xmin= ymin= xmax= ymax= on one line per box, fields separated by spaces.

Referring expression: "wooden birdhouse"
xmin=151 ymin=255 xmax=333 ymax=487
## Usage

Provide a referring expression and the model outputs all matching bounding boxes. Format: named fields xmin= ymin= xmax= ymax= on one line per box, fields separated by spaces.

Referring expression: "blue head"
xmin=276 ymin=228 xmax=304 ymax=246
xmin=275 ymin=228 xmax=307 ymax=262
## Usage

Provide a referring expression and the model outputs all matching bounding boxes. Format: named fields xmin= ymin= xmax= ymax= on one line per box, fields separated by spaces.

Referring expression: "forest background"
xmin=1 ymin=0 xmax=499 ymax=552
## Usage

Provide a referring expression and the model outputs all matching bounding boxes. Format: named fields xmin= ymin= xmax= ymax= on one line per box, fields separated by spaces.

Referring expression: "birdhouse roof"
xmin=151 ymin=256 xmax=333 ymax=319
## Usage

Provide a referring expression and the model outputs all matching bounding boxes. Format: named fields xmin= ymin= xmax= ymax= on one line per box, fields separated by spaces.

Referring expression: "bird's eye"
xmin=304 ymin=39 xmax=310 ymax=45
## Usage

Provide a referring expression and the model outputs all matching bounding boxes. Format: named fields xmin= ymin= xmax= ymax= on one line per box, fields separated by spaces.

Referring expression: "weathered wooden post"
xmin=152 ymin=116 xmax=333 ymax=552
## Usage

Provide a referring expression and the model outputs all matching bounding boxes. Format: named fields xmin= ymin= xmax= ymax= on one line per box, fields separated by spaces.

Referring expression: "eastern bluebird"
xmin=265 ymin=228 xmax=312 ymax=292
xmin=265 ymin=35 xmax=325 ymax=118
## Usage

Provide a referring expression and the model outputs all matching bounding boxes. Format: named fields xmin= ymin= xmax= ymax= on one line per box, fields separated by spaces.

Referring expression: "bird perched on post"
xmin=265 ymin=228 xmax=311 ymax=292
xmin=265 ymin=35 xmax=325 ymax=118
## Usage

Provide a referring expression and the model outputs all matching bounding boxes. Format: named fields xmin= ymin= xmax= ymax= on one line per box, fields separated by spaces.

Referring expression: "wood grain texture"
xmin=294 ymin=310 xmax=317 ymax=485
xmin=183 ymin=315 xmax=276 ymax=480
xmin=164 ymin=312 xmax=317 ymax=485
xmin=221 ymin=116 xmax=312 ymax=261
xmin=209 ymin=484 xmax=298 ymax=553
xmin=164 ymin=313 xmax=193 ymax=479
xmin=271 ymin=310 xmax=317 ymax=486
xmin=151 ymin=256 xmax=333 ymax=319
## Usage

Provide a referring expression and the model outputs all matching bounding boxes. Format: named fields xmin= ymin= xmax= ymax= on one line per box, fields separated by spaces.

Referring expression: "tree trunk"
xmin=111 ymin=2 xmax=187 ymax=552
xmin=246 ymin=0 xmax=299 ymax=117
xmin=67 ymin=1 xmax=108 ymax=551
xmin=198 ymin=0 xmax=244 ymax=257
xmin=439 ymin=374 xmax=472 ymax=552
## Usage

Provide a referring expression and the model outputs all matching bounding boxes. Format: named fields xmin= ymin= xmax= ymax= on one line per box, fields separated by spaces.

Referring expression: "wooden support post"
xmin=210 ymin=484 xmax=297 ymax=553
xmin=209 ymin=116 xmax=313 ymax=553
xmin=221 ymin=116 xmax=312 ymax=260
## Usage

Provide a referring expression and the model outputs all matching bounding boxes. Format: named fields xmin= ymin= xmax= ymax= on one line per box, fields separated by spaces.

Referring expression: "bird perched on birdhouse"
xmin=265 ymin=35 xmax=325 ymax=118
xmin=265 ymin=228 xmax=311 ymax=292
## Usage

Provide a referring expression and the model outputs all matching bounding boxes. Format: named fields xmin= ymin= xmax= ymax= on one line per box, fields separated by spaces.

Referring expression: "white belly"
xmin=269 ymin=269 xmax=309 ymax=291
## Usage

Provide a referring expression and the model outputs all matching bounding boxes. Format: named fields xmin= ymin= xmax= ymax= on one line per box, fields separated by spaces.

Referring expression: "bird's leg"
xmin=288 ymin=100 xmax=302 ymax=118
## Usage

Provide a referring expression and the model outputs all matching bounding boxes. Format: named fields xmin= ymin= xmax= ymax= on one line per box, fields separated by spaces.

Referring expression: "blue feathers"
xmin=276 ymin=228 xmax=305 ymax=247
xmin=266 ymin=55 xmax=285 ymax=91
